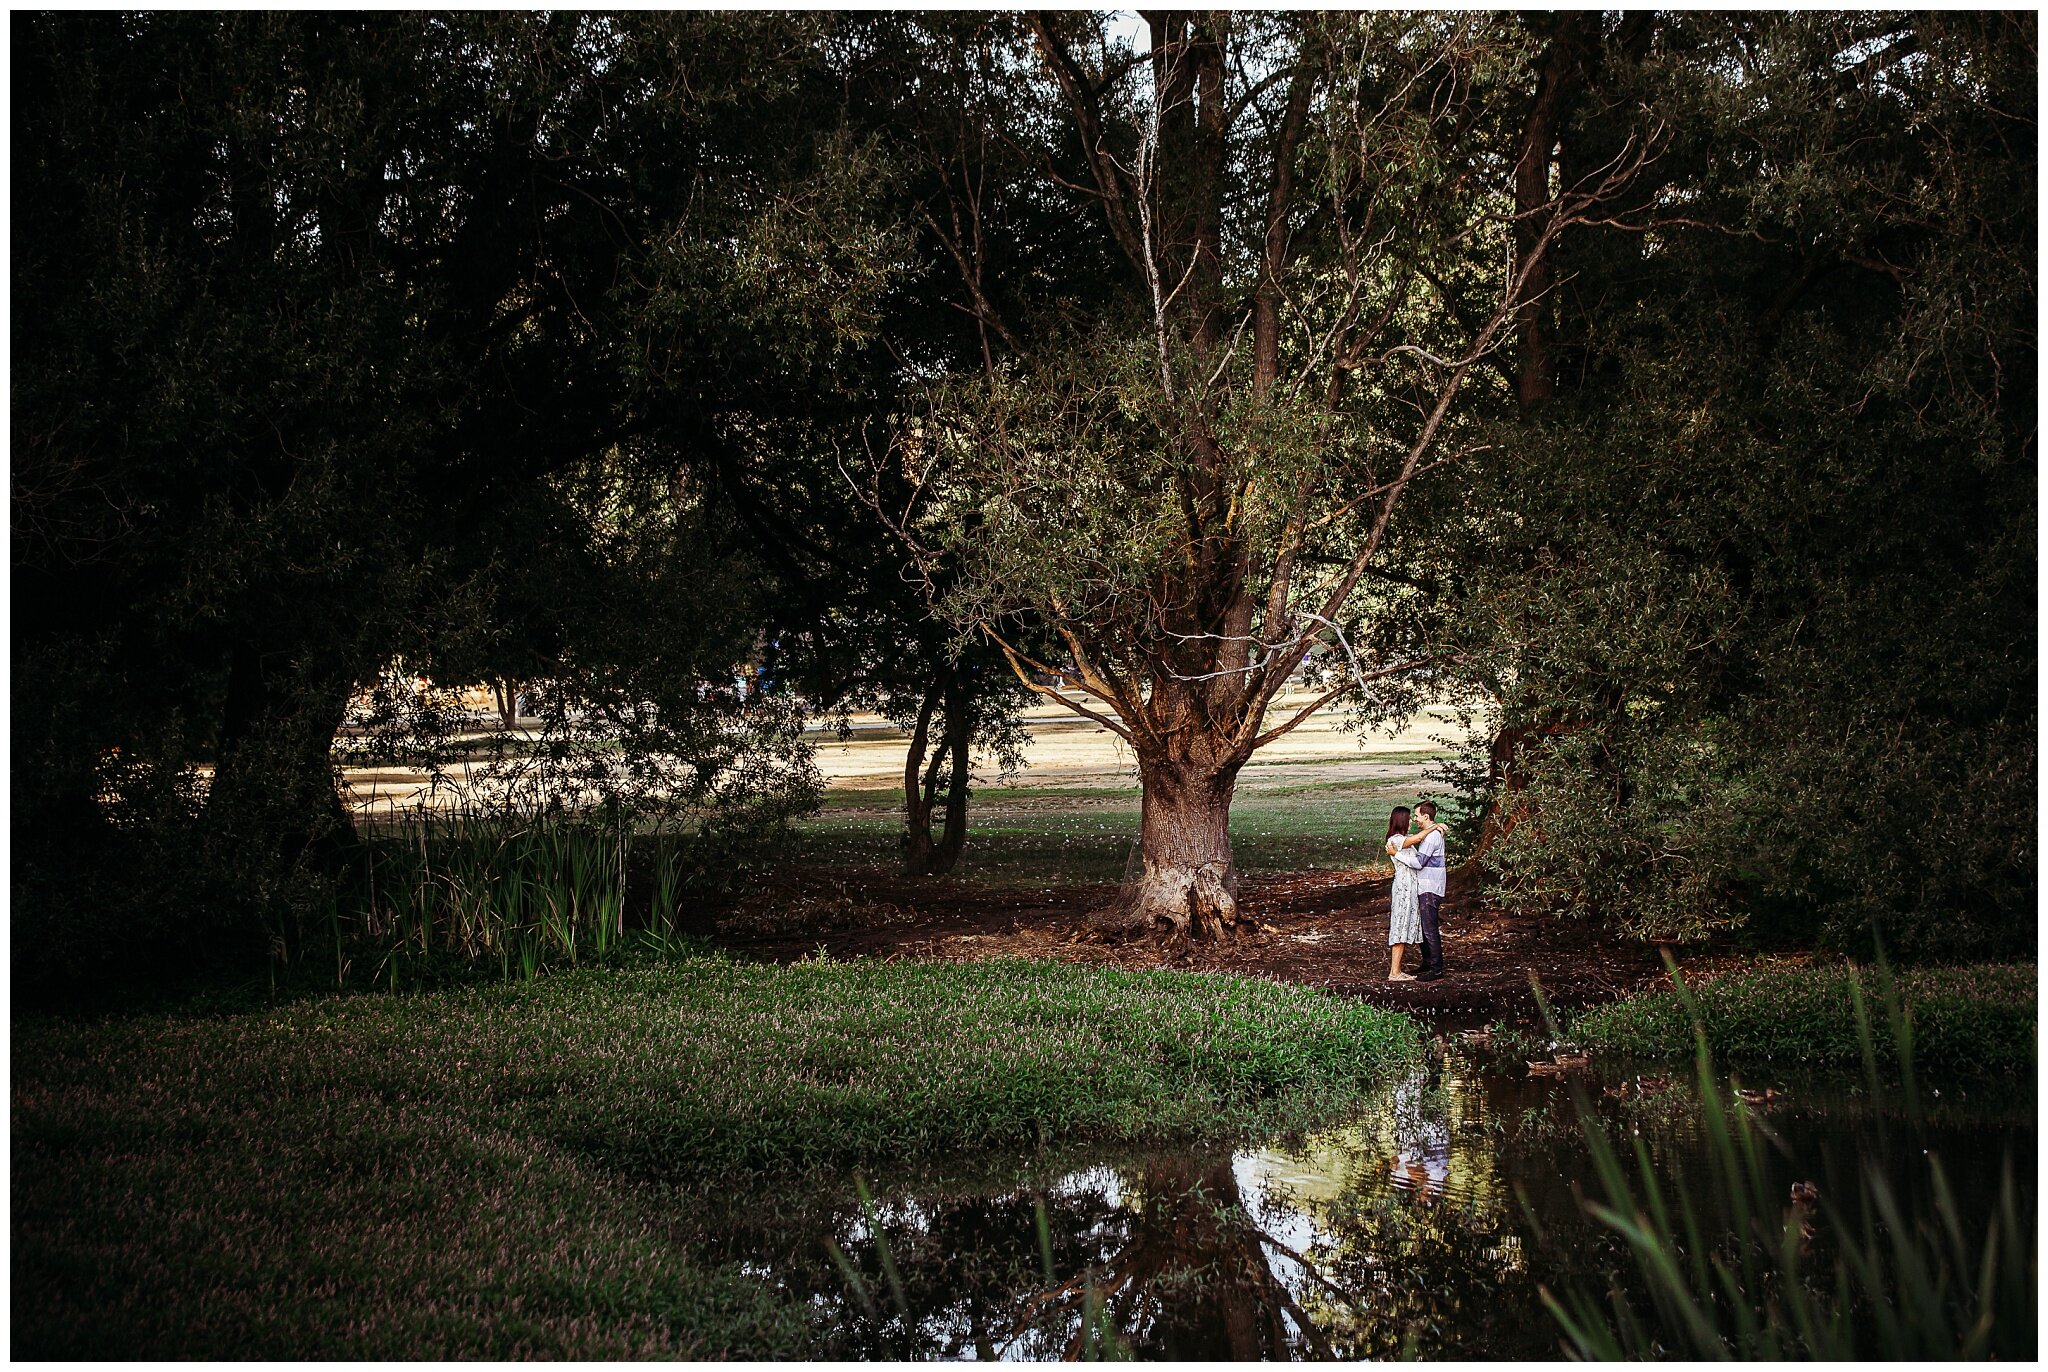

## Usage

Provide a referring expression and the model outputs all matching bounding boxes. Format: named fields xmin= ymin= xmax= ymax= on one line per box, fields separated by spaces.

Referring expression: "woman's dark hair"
xmin=1386 ymin=806 xmax=1411 ymax=838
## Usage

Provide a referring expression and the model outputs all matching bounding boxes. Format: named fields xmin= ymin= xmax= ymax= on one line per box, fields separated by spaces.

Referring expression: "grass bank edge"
xmin=1569 ymin=960 xmax=2036 ymax=1075
xmin=14 ymin=957 xmax=1418 ymax=1357
xmin=16 ymin=955 xmax=1424 ymax=1182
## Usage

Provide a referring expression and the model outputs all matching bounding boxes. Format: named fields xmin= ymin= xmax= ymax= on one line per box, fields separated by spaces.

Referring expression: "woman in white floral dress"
xmin=1384 ymin=806 xmax=1428 ymax=981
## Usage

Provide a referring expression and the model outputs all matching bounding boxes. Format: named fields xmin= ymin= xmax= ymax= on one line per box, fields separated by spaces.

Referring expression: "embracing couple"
xmin=1384 ymin=803 xmax=1446 ymax=983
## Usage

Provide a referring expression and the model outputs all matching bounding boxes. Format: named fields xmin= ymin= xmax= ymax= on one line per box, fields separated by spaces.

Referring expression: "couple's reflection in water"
xmin=1388 ymin=1075 xmax=1452 ymax=1204
xmin=809 ymin=1061 xmax=1542 ymax=1360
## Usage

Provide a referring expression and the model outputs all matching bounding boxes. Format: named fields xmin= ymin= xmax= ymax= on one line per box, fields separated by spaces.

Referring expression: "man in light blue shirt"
xmin=1413 ymin=801 xmax=1448 ymax=981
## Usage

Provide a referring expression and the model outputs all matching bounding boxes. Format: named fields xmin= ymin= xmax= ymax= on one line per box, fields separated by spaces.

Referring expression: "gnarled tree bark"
xmin=1107 ymin=754 xmax=1244 ymax=939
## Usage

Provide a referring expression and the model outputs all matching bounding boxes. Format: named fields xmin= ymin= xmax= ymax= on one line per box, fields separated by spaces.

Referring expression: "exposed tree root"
xmin=1090 ymin=859 xmax=1248 ymax=942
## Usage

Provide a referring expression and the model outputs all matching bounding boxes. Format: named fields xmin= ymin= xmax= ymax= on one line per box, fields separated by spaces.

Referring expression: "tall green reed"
xmin=1541 ymin=956 xmax=2036 ymax=1360
xmin=304 ymin=799 xmax=703 ymax=990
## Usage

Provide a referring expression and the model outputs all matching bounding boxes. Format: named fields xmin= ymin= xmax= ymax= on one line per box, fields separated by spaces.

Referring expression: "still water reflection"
xmin=714 ymin=1047 xmax=2033 ymax=1360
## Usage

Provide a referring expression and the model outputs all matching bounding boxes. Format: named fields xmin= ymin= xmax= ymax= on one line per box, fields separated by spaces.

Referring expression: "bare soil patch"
xmin=707 ymin=865 xmax=1671 ymax=1030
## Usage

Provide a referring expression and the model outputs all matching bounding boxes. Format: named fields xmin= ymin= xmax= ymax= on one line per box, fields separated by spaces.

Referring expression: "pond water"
xmin=698 ymin=1044 xmax=2035 ymax=1359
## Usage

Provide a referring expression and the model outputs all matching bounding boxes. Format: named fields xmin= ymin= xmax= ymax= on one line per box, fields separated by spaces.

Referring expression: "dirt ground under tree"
xmin=706 ymin=864 xmax=1677 ymax=1032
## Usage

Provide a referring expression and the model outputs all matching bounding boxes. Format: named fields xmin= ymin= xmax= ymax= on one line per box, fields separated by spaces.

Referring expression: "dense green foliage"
xmin=12 ymin=13 xmax=879 ymax=989
xmin=1388 ymin=14 xmax=2035 ymax=954
xmin=1571 ymin=962 xmax=2037 ymax=1075
xmin=13 ymin=958 xmax=1418 ymax=1356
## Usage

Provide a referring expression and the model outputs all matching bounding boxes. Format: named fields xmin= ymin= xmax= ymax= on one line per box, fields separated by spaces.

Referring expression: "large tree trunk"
xmin=493 ymin=678 xmax=519 ymax=730
xmin=1470 ymin=701 xmax=1616 ymax=860
xmin=1470 ymin=718 xmax=1537 ymax=860
xmin=1512 ymin=15 xmax=1600 ymax=406
xmin=1101 ymin=757 xmax=1242 ymax=940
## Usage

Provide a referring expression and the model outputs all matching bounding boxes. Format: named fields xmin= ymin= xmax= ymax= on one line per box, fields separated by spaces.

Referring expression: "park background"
xmin=11 ymin=10 xmax=2035 ymax=1360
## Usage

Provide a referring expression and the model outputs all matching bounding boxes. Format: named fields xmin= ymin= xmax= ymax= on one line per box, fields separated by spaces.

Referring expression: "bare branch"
xmin=1247 ymin=657 xmax=1433 ymax=752
xmin=984 ymin=625 xmax=1137 ymax=742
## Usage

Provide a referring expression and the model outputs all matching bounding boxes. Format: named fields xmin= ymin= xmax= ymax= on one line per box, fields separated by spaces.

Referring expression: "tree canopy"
xmin=12 ymin=10 xmax=2034 ymax=985
xmin=1375 ymin=12 xmax=2035 ymax=956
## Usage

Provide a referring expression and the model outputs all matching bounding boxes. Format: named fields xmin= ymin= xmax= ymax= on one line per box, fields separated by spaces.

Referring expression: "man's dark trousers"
xmin=1417 ymin=892 xmax=1444 ymax=978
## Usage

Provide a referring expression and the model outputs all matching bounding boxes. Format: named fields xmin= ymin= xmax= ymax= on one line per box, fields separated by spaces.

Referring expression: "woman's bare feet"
xmin=1388 ymin=971 xmax=1416 ymax=982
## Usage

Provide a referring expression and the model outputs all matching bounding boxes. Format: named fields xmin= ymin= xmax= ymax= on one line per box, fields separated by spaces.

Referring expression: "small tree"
xmin=875 ymin=12 xmax=1649 ymax=937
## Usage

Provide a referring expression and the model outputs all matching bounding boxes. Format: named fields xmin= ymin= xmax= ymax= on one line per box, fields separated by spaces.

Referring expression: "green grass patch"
xmin=14 ymin=956 xmax=1419 ymax=1357
xmin=795 ymin=780 xmax=1433 ymax=888
xmin=1571 ymin=961 xmax=2037 ymax=1075
xmin=816 ymin=784 xmax=1145 ymax=810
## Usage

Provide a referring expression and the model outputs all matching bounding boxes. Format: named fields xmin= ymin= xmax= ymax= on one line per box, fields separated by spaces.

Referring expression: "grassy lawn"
xmin=1571 ymin=962 xmax=2037 ymax=1076
xmin=795 ymin=778 xmax=1456 ymax=888
xmin=14 ymin=955 xmax=1420 ymax=1358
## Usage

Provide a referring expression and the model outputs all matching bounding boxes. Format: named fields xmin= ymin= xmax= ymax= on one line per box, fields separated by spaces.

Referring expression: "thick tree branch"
xmin=1254 ymin=64 xmax=1315 ymax=399
xmin=1027 ymin=15 xmax=1148 ymax=272
xmin=984 ymin=624 xmax=1137 ymax=742
xmin=1244 ymin=656 xmax=1433 ymax=753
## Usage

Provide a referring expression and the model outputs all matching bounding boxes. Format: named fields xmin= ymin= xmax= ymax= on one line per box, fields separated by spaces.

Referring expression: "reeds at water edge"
xmin=1541 ymin=956 xmax=2036 ymax=1360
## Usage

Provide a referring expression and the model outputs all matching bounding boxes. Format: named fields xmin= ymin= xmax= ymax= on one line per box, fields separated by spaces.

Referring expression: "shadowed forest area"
xmin=12 ymin=10 xmax=2036 ymax=1360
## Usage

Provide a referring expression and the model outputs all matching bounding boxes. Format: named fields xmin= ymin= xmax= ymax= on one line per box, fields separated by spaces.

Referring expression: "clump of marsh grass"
xmin=1541 ymin=957 xmax=2036 ymax=1360
xmin=355 ymin=806 xmax=643 ymax=988
xmin=278 ymin=796 xmax=793 ymax=992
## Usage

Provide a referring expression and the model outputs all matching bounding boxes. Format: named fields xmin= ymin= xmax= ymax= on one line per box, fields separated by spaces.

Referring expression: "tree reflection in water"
xmin=811 ymin=1066 xmax=1551 ymax=1360
xmin=792 ymin=1054 xmax=2031 ymax=1360
xmin=814 ymin=1156 xmax=1314 ymax=1358
xmin=1014 ymin=1157 xmax=1326 ymax=1359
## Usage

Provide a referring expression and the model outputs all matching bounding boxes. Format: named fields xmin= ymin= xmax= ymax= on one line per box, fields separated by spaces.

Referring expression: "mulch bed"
xmin=705 ymin=866 xmax=1674 ymax=1031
